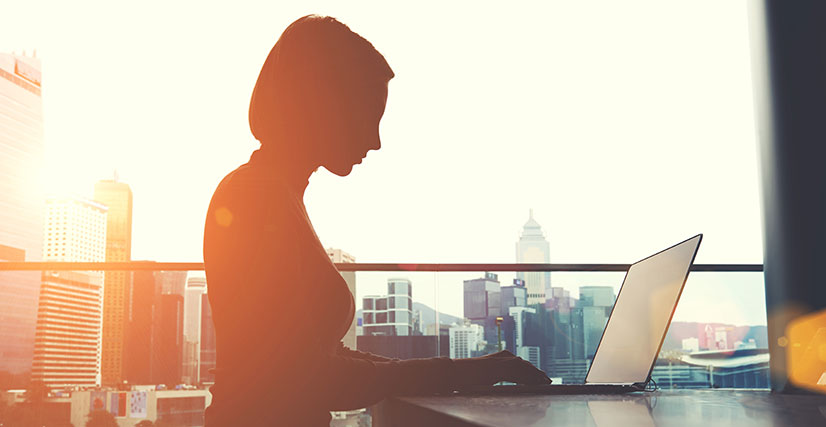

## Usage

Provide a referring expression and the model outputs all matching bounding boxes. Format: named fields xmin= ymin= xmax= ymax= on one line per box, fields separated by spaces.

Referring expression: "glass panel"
xmin=355 ymin=271 xmax=444 ymax=358
xmin=435 ymin=270 xmax=769 ymax=389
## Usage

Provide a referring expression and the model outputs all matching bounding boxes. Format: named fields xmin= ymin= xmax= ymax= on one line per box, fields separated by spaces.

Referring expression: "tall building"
xmin=449 ymin=323 xmax=485 ymax=359
xmin=199 ymin=292 xmax=216 ymax=384
xmin=362 ymin=278 xmax=413 ymax=336
xmin=500 ymin=279 xmax=528 ymax=312
xmin=579 ymin=286 xmax=615 ymax=359
xmin=515 ymin=209 xmax=551 ymax=305
xmin=182 ymin=276 xmax=206 ymax=384
xmin=0 ymin=52 xmax=44 ymax=380
xmin=156 ymin=271 xmax=187 ymax=296
xmin=94 ymin=179 xmax=133 ymax=385
xmin=32 ymin=197 xmax=107 ymax=389
xmin=123 ymin=270 xmax=191 ymax=386
xmin=463 ymin=273 xmax=501 ymax=323
xmin=327 ymin=248 xmax=357 ymax=349
xmin=125 ymin=269 xmax=156 ymax=384
xmin=152 ymin=293 xmax=184 ymax=387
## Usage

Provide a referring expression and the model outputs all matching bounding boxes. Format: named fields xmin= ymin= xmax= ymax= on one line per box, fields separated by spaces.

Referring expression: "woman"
xmin=203 ymin=15 xmax=550 ymax=426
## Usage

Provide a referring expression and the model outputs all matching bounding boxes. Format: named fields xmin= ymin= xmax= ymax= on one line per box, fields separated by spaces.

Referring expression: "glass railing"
xmin=0 ymin=262 xmax=766 ymax=426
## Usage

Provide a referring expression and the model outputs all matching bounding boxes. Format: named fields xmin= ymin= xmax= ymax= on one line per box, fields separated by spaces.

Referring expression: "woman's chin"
xmin=324 ymin=163 xmax=355 ymax=177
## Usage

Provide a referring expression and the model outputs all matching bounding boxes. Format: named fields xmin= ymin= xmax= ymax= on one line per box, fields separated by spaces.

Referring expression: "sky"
xmin=1 ymin=1 xmax=766 ymax=325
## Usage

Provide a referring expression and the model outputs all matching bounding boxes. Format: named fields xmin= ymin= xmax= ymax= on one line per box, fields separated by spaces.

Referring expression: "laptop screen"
xmin=585 ymin=235 xmax=702 ymax=385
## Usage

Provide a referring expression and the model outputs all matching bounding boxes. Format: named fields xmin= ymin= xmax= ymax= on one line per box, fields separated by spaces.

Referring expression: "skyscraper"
xmin=449 ymin=323 xmax=484 ymax=359
xmin=579 ymin=286 xmax=615 ymax=359
xmin=200 ymin=292 xmax=216 ymax=384
xmin=125 ymin=269 xmax=155 ymax=385
xmin=327 ymin=248 xmax=357 ymax=349
xmin=515 ymin=209 xmax=551 ymax=305
xmin=0 ymin=52 xmax=44 ymax=380
xmin=500 ymin=279 xmax=528 ymax=312
xmin=152 ymin=293 xmax=184 ymax=386
xmin=32 ymin=197 xmax=107 ymax=389
xmin=182 ymin=276 xmax=206 ymax=384
xmin=463 ymin=273 xmax=501 ymax=323
xmin=94 ymin=179 xmax=133 ymax=385
xmin=362 ymin=278 xmax=413 ymax=336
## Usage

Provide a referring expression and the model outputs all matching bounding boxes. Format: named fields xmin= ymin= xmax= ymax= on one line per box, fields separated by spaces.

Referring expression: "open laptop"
xmin=457 ymin=234 xmax=702 ymax=395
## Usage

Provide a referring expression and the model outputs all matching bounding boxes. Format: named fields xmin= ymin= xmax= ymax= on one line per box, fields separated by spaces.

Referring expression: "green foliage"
xmin=85 ymin=409 xmax=118 ymax=427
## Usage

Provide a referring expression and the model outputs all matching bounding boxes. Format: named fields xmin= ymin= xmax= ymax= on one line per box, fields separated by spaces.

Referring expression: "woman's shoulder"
xmin=212 ymin=162 xmax=293 ymax=204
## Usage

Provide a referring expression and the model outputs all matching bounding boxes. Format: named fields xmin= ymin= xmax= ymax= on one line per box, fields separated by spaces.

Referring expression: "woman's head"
xmin=250 ymin=15 xmax=394 ymax=176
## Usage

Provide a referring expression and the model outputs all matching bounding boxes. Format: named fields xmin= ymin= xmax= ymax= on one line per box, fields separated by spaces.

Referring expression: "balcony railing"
xmin=0 ymin=262 xmax=764 ymax=272
xmin=0 ymin=262 xmax=768 ymax=391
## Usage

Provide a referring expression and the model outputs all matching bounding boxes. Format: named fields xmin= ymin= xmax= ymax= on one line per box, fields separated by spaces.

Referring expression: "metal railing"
xmin=0 ymin=262 xmax=764 ymax=272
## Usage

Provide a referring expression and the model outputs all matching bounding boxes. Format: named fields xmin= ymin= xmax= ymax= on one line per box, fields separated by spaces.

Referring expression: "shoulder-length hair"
xmin=249 ymin=15 xmax=394 ymax=145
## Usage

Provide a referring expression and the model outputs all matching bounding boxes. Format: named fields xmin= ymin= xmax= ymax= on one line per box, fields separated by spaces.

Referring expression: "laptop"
xmin=457 ymin=234 xmax=703 ymax=395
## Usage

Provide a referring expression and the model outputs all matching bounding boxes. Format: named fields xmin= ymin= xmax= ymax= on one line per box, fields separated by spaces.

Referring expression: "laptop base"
xmin=454 ymin=384 xmax=643 ymax=395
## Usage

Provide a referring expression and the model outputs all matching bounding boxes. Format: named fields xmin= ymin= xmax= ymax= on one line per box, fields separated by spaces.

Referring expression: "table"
xmin=372 ymin=389 xmax=826 ymax=426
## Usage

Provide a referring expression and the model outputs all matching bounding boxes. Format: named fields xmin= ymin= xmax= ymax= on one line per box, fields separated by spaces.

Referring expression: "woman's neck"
xmin=250 ymin=145 xmax=315 ymax=198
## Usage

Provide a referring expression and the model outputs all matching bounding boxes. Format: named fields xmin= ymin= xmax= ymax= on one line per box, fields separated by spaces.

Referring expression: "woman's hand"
xmin=451 ymin=350 xmax=552 ymax=387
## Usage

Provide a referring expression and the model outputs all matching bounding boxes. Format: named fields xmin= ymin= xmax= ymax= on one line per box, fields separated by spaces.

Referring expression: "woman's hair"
xmin=249 ymin=15 xmax=394 ymax=144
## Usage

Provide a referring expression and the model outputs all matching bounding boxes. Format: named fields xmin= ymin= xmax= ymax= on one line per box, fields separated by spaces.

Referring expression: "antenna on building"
xmin=33 ymin=49 xmax=37 ymax=58
xmin=529 ymin=208 xmax=534 ymax=220
xmin=113 ymin=169 xmax=119 ymax=183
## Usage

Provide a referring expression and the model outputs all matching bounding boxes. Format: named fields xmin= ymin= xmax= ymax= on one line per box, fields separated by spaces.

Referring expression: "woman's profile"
xmin=203 ymin=15 xmax=550 ymax=426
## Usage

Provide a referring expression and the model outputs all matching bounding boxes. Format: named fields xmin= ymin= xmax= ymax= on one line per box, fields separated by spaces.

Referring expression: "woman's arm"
xmin=319 ymin=350 xmax=551 ymax=411
xmin=335 ymin=342 xmax=399 ymax=363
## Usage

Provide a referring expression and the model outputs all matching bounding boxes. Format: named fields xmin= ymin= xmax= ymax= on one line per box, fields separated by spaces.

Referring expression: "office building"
xmin=32 ymin=197 xmax=107 ymax=389
xmin=152 ymin=293 xmax=184 ymax=386
xmin=463 ymin=273 xmax=505 ymax=346
xmin=449 ymin=323 xmax=485 ymax=359
xmin=200 ymin=292 xmax=216 ymax=383
xmin=463 ymin=273 xmax=501 ymax=323
xmin=94 ymin=179 xmax=133 ymax=385
xmin=509 ymin=306 xmax=535 ymax=350
xmin=0 ymin=52 xmax=44 ymax=379
xmin=125 ymin=269 xmax=155 ymax=385
xmin=156 ymin=270 xmax=187 ymax=296
xmin=182 ymin=276 xmax=206 ymax=384
xmin=123 ymin=269 xmax=190 ymax=386
xmin=362 ymin=278 xmax=413 ymax=336
xmin=500 ymin=279 xmax=528 ymax=312
xmin=515 ymin=209 xmax=551 ymax=305
xmin=327 ymin=248 xmax=357 ymax=349
xmin=579 ymin=286 xmax=615 ymax=359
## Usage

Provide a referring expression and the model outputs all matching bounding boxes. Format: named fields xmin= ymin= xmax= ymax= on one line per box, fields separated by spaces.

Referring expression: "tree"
xmin=85 ymin=409 xmax=118 ymax=427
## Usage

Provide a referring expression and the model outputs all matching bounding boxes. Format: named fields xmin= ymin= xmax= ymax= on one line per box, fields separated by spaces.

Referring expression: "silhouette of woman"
xmin=203 ymin=15 xmax=550 ymax=426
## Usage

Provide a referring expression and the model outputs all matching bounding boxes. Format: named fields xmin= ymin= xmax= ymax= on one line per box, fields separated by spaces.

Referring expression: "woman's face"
xmin=320 ymin=81 xmax=388 ymax=176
